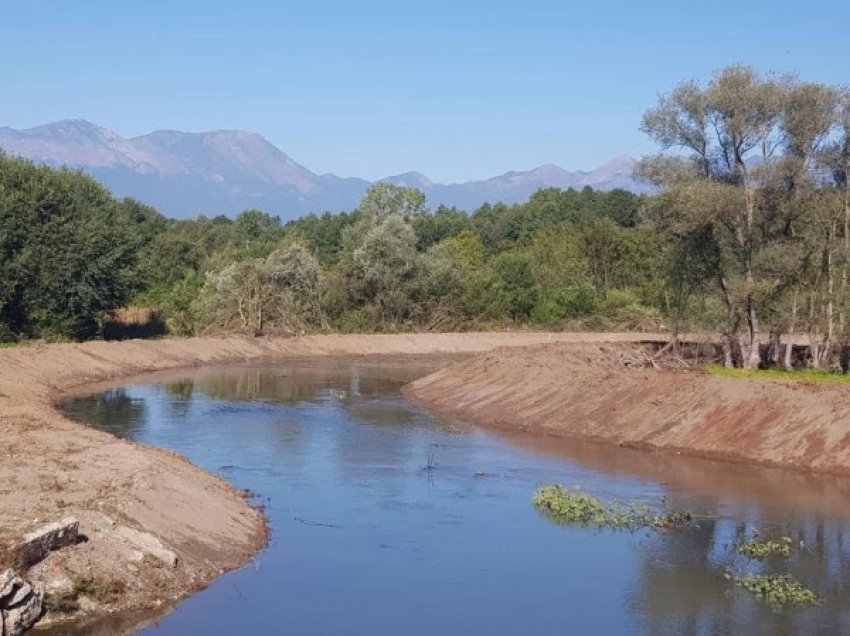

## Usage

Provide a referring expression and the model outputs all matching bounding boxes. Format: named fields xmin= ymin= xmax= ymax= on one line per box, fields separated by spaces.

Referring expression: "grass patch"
xmin=737 ymin=536 xmax=793 ymax=560
xmin=532 ymin=485 xmax=693 ymax=531
xmin=732 ymin=574 xmax=818 ymax=608
xmin=74 ymin=577 xmax=126 ymax=603
xmin=44 ymin=589 xmax=81 ymax=614
xmin=44 ymin=577 xmax=126 ymax=614
xmin=704 ymin=364 xmax=850 ymax=384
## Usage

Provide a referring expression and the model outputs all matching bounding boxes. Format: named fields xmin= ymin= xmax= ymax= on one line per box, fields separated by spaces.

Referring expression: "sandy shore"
xmin=405 ymin=342 xmax=850 ymax=475
xmin=0 ymin=331 xmax=656 ymax=631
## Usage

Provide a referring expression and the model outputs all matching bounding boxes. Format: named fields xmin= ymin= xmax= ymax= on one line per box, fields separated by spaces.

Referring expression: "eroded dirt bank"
xmin=405 ymin=342 xmax=850 ymax=475
xmin=0 ymin=332 xmax=653 ymax=631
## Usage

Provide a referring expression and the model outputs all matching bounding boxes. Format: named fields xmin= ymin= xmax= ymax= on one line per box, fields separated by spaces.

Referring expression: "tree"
xmin=640 ymin=66 xmax=838 ymax=368
xmin=349 ymin=214 xmax=418 ymax=325
xmin=195 ymin=242 xmax=324 ymax=334
xmin=0 ymin=154 xmax=137 ymax=340
xmin=357 ymin=183 xmax=427 ymax=222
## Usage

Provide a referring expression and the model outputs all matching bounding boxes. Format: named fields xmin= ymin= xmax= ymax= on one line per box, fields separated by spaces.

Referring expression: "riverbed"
xmin=59 ymin=357 xmax=850 ymax=635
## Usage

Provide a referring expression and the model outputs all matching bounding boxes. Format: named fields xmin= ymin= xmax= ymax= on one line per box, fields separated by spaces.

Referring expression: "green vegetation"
xmin=536 ymin=488 xmax=821 ymax=609
xmin=705 ymin=365 xmax=850 ymax=384
xmin=737 ymin=536 xmax=793 ymax=560
xmin=732 ymin=574 xmax=818 ymax=608
xmin=532 ymin=485 xmax=693 ymax=531
xmin=0 ymin=152 xmax=658 ymax=342
xmin=3 ymin=64 xmax=850 ymax=380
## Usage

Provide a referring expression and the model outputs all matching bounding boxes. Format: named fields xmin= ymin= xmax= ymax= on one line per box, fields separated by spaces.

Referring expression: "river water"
xmin=59 ymin=357 xmax=850 ymax=635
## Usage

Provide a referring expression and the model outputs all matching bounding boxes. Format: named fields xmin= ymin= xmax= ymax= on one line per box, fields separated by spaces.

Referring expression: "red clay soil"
xmin=0 ymin=332 xmax=658 ymax=630
xmin=404 ymin=342 xmax=850 ymax=475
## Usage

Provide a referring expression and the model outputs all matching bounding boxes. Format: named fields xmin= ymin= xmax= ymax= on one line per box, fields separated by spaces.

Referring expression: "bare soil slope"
xmin=405 ymin=343 xmax=850 ymax=474
xmin=0 ymin=332 xmax=649 ymax=629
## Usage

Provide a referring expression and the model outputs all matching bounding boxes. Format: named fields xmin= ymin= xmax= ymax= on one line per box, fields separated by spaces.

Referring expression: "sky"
xmin=3 ymin=1 xmax=850 ymax=183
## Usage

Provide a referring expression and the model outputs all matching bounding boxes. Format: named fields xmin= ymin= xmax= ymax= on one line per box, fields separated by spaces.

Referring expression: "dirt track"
xmin=0 ymin=331 xmax=654 ymax=630
xmin=405 ymin=342 xmax=850 ymax=475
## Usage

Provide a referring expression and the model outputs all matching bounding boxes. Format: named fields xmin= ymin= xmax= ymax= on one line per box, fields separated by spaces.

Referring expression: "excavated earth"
xmin=0 ymin=332 xmax=651 ymax=632
xmin=405 ymin=342 xmax=850 ymax=475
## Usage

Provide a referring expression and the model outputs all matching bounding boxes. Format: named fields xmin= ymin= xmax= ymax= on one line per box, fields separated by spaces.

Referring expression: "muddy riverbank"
xmin=1 ymin=332 xmax=647 ymax=630
xmin=405 ymin=342 xmax=850 ymax=475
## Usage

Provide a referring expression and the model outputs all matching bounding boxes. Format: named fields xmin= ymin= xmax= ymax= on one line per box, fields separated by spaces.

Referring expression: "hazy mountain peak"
xmin=380 ymin=171 xmax=434 ymax=189
xmin=0 ymin=119 xmax=146 ymax=168
xmin=527 ymin=163 xmax=574 ymax=179
xmin=0 ymin=120 xmax=654 ymax=218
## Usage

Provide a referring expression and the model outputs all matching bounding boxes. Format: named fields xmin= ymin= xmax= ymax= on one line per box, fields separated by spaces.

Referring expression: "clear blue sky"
xmin=3 ymin=1 xmax=849 ymax=182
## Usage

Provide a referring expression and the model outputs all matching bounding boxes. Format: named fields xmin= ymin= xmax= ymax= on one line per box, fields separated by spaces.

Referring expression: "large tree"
xmin=640 ymin=66 xmax=839 ymax=368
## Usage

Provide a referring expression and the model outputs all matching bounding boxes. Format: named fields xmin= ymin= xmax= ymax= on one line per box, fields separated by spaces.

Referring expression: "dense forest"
xmin=1 ymin=65 xmax=849 ymax=371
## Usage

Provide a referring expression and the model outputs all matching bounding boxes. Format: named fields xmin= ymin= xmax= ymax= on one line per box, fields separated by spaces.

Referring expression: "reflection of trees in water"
xmin=62 ymin=389 xmax=146 ymax=438
xmin=163 ymin=381 xmax=195 ymax=420
xmin=183 ymin=363 xmax=422 ymax=405
xmin=632 ymin=496 xmax=850 ymax=634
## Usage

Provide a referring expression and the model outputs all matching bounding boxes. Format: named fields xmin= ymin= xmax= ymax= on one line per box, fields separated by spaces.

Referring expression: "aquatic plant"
xmin=737 ymin=536 xmax=793 ymax=560
xmin=732 ymin=574 xmax=818 ymax=608
xmin=532 ymin=485 xmax=692 ymax=531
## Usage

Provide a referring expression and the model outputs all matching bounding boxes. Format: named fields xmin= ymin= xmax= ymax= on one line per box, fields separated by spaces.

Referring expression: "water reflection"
xmin=61 ymin=389 xmax=147 ymax=439
xmin=59 ymin=357 xmax=850 ymax=636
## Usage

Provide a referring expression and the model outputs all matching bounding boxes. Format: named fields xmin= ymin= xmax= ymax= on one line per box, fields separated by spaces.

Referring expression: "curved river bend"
xmin=60 ymin=357 xmax=850 ymax=635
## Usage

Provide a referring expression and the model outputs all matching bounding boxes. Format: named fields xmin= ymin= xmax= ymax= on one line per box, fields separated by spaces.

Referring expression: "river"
xmin=59 ymin=356 xmax=850 ymax=635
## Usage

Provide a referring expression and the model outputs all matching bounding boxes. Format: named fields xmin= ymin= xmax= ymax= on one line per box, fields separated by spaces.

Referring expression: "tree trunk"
xmin=744 ymin=295 xmax=761 ymax=369
xmin=808 ymin=289 xmax=820 ymax=369
xmin=783 ymin=341 xmax=794 ymax=371
xmin=768 ymin=330 xmax=781 ymax=368
xmin=823 ymin=220 xmax=836 ymax=367
xmin=717 ymin=267 xmax=741 ymax=368
xmin=722 ymin=340 xmax=733 ymax=368
xmin=782 ymin=292 xmax=798 ymax=371
xmin=743 ymin=180 xmax=761 ymax=370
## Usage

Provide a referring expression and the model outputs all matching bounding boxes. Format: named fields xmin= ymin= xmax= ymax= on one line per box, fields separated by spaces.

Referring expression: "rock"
xmin=13 ymin=517 xmax=79 ymax=567
xmin=0 ymin=572 xmax=43 ymax=636
xmin=0 ymin=571 xmax=16 ymax=602
xmin=114 ymin=526 xmax=177 ymax=568
xmin=3 ymin=585 xmax=29 ymax=609
xmin=3 ymin=589 xmax=43 ymax=635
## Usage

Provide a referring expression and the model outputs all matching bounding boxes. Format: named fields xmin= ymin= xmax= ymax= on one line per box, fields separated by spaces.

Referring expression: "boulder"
xmin=13 ymin=517 xmax=79 ymax=567
xmin=0 ymin=571 xmax=16 ymax=603
xmin=0 ymin=571 xmax=42 ymax=636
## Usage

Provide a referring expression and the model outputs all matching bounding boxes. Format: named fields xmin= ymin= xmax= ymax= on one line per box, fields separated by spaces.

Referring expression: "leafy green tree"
xmin=640 ymin=65 xmax=838 ymax=368
xmin=195 ymin=241 xmax=324 ymax=334
xmin=0 ymin=154 xmax=137 ymax=340
xmin=349 ymin=214 xmax=418 ymax=325
xmin=358 ymin=183 xmax=427 ymax=222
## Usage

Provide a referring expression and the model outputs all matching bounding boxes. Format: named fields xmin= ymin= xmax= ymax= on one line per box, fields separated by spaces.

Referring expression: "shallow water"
xmin=59 ymin=357 xmax=850 ymax=635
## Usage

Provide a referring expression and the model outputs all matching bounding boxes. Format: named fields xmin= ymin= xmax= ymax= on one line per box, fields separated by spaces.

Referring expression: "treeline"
xmin=3 ymin=65 xmax=850 ymax=372
xmin=0 ymin=153 xmax=661 ymax=341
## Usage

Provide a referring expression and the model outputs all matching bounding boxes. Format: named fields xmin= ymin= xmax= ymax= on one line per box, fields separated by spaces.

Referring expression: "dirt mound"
xmin=405 ymin=343 xmax=850 ymax=475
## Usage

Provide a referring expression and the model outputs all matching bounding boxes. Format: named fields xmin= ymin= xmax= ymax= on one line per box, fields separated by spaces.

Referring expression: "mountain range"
xmin=0 ymin=120 xmax=652 ymax=220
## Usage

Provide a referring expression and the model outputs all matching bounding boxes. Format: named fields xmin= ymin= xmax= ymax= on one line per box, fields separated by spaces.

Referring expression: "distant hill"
xmin=0 ymin=120 xmax=653 ymax=219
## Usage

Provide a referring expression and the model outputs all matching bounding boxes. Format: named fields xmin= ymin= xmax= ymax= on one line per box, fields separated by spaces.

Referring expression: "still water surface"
xmin=60 ymin=357 xmax=850 ymax=635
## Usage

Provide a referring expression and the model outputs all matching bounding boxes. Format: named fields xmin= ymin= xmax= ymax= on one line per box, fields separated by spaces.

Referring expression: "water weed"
xmin=737 ymin=536 xmax=793 ymax=560
xmin=732 ymin=574 xmax=818 ymax=608
xmin=532 ymin=485 xmax=693 ymax=531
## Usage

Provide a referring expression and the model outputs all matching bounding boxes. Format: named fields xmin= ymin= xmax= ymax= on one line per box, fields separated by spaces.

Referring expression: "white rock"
xmin=114 ymin=526 xmax=178 ymax=568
